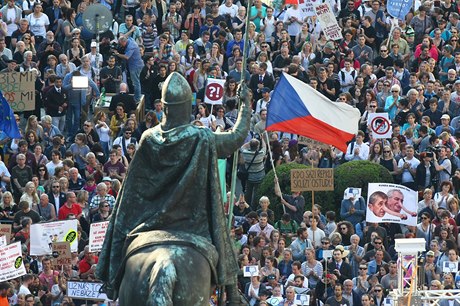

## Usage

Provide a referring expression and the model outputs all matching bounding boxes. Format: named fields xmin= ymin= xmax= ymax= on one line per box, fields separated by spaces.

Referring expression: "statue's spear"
xmin=228 ymin=0 xmax=253 ymax=231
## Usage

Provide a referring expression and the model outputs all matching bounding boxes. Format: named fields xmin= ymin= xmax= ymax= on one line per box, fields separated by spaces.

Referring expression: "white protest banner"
xmin=313 ymin=2 xmax=343 ymax=41
xmin=67 ymin=281 xmax=108 ymax=301
xmin=204 ymin=78 xmax=226 ymax=105
xmin=0 ymin=71 xmax=37 ymax=111
xmin=0 ymin=242 xmax=26 ymax=281
xmin=30 ymin=220 xmax=78 ymax=255
xmin=299 ymin=0 xmax=315 ymax=17
xmin=366 ymin=183 xmax=418 ymax=226
xmin=89 ymin=221 xmax=109 ymax=252
xmin=368 ymin=113 xmax=392 ymax=139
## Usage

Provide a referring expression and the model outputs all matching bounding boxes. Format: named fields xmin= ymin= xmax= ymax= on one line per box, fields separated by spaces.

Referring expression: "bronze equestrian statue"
xmin=96 ymin=72 xmax=251 ymax=305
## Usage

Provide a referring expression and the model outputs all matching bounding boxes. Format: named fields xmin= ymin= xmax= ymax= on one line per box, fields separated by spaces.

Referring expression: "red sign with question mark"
xmin=205 ymin=79 xmax=226 ymax=105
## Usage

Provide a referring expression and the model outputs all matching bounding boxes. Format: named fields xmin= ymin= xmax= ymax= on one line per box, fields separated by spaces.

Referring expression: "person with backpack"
xmin=339 ymin=58 xmax=357 ymax=93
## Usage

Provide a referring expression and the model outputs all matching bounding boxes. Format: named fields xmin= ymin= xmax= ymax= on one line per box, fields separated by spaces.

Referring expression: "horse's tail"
xmin=148 ymin=258 xmax=177 ymax=305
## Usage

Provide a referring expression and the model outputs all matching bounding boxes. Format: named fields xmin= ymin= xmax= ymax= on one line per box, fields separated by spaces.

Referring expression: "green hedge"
xmin=256 ymin=161 xmax=394 ymax=221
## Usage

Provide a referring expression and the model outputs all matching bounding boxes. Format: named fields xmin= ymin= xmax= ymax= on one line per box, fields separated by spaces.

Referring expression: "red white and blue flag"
xmin=266 ymin=73 xmax=361 ymax=152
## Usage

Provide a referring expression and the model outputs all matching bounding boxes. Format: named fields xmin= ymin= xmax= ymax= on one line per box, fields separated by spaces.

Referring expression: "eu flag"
xmin=0 ymin=91 xmax=21 ymax=139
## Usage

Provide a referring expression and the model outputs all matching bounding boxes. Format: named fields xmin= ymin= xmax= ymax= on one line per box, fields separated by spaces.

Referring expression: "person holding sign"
xmin=274 ymin=179 xmax=305 ymax=224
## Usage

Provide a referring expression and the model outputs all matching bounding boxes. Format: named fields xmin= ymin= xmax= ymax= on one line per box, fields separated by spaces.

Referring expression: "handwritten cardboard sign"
xmin=291 ymin=169 xmax=334 ymax=192
xmin=0 ymin=71 xmax=36 ymax=111
xmin=52 ymin=242 xmax=71 ymax=267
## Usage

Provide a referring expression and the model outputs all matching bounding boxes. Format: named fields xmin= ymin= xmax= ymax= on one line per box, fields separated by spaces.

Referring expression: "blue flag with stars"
xmin=0 ymin=91 xmax=21 ymax=139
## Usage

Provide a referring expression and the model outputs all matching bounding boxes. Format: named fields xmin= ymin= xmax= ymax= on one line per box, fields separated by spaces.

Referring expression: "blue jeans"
xmin=129 ymin=66 xmax=142 ymax=102
xmin=66 ymin=103 xmax=81 ymax=139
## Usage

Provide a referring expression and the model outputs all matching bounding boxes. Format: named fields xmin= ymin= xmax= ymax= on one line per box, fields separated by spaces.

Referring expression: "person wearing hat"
xmin=327 ymin=246 xmax=352 ymax=283
xmin=0 ymin=58 xmax=17 ymax=72
xmin=436 ymin=114 xmax=455 ymax=136
xmin=423 ymin=250 xmax=440 ymax=286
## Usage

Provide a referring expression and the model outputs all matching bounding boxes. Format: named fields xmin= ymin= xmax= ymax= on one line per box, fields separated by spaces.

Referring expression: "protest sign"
xmin=366 ymin=183 xmax=417 ymax=226
xmin=0 ymin=242 xmax=26 ymax=281
xmin=243 ymin=265 xmax=259 ymax=277
xmin=297 ymin=136 xmax=329 ymax=150
xmin=387 ymin=0 xmax=413 ymax=19
xmin=30 ymin=220 xmax=78 ymax=255
xmin=343 ymin=187 xmax=362 ymax=201
xmin=89 ymin=221 xmax=109 ymax=252
xmin=291 ymin=168 xmax=334 ymax=192
xmin=314 ymin=2 xmax=342 ymax=40
xmin=204 ymin=78 xmax=226 ymax=105
xmin=67 ymin=281 xmax=108 ymax=301
xmin=368 ymin=113 xmax=392 ymax=139
xmin=52 ymin=242 xmax=72 ymax=266
xmin=0 ymin=224 xmax=11 ymax=244
xmin=299 ymin=0 xmax=315 ymax=17
xmin=0 ymin=71 xmax=36 ymax=111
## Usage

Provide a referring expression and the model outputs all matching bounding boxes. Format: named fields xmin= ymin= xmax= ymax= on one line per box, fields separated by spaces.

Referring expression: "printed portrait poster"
xmin=30 ymin=220 xmax=78 ymax=256
xmin=366 ymin=183 xmax=417 ymax=226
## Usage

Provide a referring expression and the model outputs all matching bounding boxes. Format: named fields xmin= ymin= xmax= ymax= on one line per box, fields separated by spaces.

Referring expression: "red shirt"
xmin=58 ymin=203 xmax=82 ymax=220
xmin=79 ymin=255 xmax=99 ymax=274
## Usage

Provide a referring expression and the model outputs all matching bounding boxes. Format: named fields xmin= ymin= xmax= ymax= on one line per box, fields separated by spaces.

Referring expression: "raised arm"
xmin=215 ymin=83 xmax=251 ymax=157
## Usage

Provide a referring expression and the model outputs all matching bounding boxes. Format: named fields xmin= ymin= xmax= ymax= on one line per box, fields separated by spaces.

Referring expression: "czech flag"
xmin=266 ymin=73 xmax=361 ymax=153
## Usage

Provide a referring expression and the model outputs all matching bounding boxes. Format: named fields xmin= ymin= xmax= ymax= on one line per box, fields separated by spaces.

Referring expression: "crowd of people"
xmin=2 ymin=0 xmax=460 ymax=305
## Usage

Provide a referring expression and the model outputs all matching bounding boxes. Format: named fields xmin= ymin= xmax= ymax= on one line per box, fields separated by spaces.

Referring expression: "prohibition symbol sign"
xmin=370 ymin=116 xmax=390 ymax=135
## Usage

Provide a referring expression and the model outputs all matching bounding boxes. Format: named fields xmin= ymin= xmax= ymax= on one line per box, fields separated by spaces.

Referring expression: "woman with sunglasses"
xmin=416 ymin=212 xmax=436 ymax=246
xmin=37 ymin=165 xmax=51 ymax=193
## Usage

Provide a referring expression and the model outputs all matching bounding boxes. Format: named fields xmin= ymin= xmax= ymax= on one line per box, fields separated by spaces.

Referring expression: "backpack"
xmin=339 ymin=69 xmax=356 ymax=83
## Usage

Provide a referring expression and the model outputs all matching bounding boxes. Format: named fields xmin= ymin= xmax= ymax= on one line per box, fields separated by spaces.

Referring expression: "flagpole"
xmin=264 ymin=131 xmax=286 ymax=214
xmin=228 ymin=0 xmax=253 ymax=231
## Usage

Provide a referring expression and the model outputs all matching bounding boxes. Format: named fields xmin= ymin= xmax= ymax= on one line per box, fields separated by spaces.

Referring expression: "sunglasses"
xmin=384 ymin=151 xmax=391 ymax=153
xmin=380 ymin=49 xmax=388 ymax=52
xmin=374 ymin=289 xmax=382 ymax=292
xmin=39 ymin=169 xmax=45 ymax=171
xmin=392 ymin=90 xmax=399 ymax=93
xmin=359 ymin=267 xmax=367 ymax=270
xmin=125 ymin=132 xmax=132 ymax=135
xmin=369 ymin=105 xmax=377 ymax=108
xmin=375 ymin=242 xmax=382 ymax=244
xmin=384 ymin=84 xmax=390 ymax=87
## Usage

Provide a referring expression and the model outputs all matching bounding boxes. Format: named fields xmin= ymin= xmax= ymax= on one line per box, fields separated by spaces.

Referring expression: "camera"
xmin=110 ymin=41 xmax=125 ymax=55
xmin=426 ymin=146 xmax=441 ymax=156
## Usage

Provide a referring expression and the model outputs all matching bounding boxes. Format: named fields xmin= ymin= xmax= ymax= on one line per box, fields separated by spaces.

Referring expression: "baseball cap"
xmin=261 ymin=87 xmax=270 ymax=94
xmin=441 ymin=114 xmax=450 ymax=120
xmin=91 ymin=42 xmax=97 ymax=48
xmin=426 ymin=251 xmax=435 ymax=257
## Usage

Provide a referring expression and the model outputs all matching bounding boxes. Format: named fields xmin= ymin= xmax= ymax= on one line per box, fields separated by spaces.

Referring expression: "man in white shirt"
xmin=283 ymin=4 xmax=303 ymax=41
xmin=306 ymin=215 xmax=325 ymax=249
xmin=248 ymin=212 xmax=274 ymax=238
xmin=397 ymin=144 xmax=420 ymax=190
xmin=345 ymin=131 xmax=370 ymax=161
xmin=219 ymin=0 xmax=238 ymax=19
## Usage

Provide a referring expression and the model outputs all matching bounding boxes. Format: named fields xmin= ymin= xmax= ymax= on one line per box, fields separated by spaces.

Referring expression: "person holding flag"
xmin=0 ymin=91 xmax=21 ymax=157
